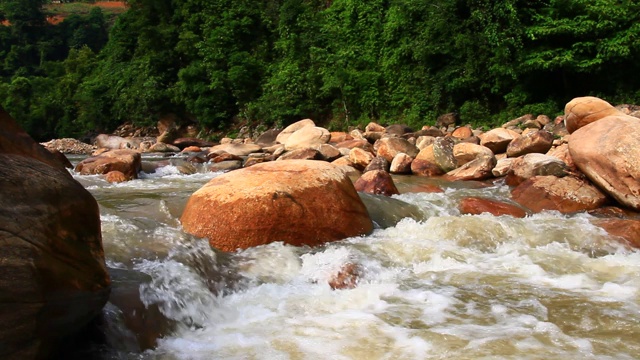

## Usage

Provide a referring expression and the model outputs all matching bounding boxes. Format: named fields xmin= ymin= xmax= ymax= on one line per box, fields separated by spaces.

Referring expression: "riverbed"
xmin=70 ymin=155 xmax=640 ymax=359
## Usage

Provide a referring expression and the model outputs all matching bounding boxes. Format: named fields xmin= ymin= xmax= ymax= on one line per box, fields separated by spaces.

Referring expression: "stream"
xmin=67 ymin=155 xmax=640 ymax=359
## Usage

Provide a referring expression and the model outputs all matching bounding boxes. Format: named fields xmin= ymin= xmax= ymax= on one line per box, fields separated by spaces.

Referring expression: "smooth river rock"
xmin=180 ymin=160 xmax=373 ymax=251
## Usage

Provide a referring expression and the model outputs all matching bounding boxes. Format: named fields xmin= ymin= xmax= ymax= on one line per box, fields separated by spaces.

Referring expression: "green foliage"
xmin=2 ymin=0 xmax=640 ymax=140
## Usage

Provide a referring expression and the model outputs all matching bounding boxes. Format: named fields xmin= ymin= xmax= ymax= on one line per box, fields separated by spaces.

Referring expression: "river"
xmin=68 ymin=155 xmax=640 ymax=359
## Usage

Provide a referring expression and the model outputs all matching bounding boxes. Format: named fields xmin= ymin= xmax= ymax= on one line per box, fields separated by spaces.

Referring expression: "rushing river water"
xmin=68 ymin=155 xmax=640 ymax=360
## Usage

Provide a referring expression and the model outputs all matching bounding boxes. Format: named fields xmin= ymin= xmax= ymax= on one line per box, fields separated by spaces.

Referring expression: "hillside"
xmin=43 ymin=1 xmax=127 ymax=25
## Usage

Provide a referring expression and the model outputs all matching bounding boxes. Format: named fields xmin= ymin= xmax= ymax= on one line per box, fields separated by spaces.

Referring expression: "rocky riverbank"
xmin=53 ymin=96 xmax=640 ymax=250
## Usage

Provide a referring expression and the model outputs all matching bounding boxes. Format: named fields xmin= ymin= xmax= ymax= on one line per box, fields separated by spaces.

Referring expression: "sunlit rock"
xmin=511 ymin=175 xmax=608 ymax=213
xmin=459 ymin=197 xmax=527 ymax=218
xmin=354 ymin=169 xmax=399 ymax=196
xmin=564 ymin=96 xmax=624 ymax=134
xmin=506 ymin=129 xmax=554 ymax=157
xmin=181 ymin=160 xmax=373 ymax=251
xmin=375 ymin=137 xmax=418 ymax=163
xmin=569 ymin=115 xmax=640 ymax=211
xmin=479 ymin=128 xmax=520 ymax=154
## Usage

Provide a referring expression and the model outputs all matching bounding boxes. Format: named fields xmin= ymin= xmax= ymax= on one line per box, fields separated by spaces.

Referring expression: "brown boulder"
xmin=180 ymin=160 xmax=373 ymax=251
xmin=506 ymin=130 xmax=554 ymax=157
xmin=564 ymin=96 xmax=624 ymax=134
xmin=316 ymin=144 xmax=342 ymax=161
xmin=480 ymin=128 xmax=520 ymax=154
xmin=445 ymin=155 xmax=496 ymax=181
xmin=329 ymin=131 xmax=353 ymax=144
xmin=363 ymin=156 xmax=390 ymax=173
xmin=591 ymin=218 xmax=640 ymax=248
xmin=328 ymin=263 xmax=361 ymax=290
xmin=505 ymin=153 xmax=568 ymax=187
xmin=349 ymin=147 xmax=375 ymax=170
xmin=432 ymin=137 xmax=457 ymax=172
xmin=569 ymin=115 xmax=640 ymax=211
xmin=75 ymin=149 xmax=142 ymax=180
xmin=451 ymin=126 xmax=474 ymax=140
xmin=459 ymin=197 xmax=527 ymax=218
xmin=375 ymin=137 xmax=418 ymax=163
xmin=105 ymin=170 xmax=128 ymax=183
xmin=365 ymin=122 xmax=385 ymax=133
xmin=276 ymin=119 xmax=315 ymax=144
xmin=0 ymin=115 xmax=110 ymax=358
xmin=335 ymin=139 xmax=374 ymax=152
xmin=390 ymin=153 xmax=413 ymax=174
xmin=278 ymin=148 xmax=321 ymax=161
xmin=453 ymin=143 xmax=494 ymax=167
xmin=511 ymin=175 xmax=608 ymax=213
xmin=172 ymin=137 xmax=215 ymax=149
xmin=283 ymin=126 xmax=331 ymax=151
xmin=411 ymin=145 xmax=445 ymax=177
xmin=354 ymin=169 xmax=399 ymax=196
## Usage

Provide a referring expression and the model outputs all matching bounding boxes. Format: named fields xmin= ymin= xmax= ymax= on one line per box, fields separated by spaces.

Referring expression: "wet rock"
xmin=506 ymin=130 xmax=554 ymax=157
xmin=591 ymin=218 xmax=640 ymax=248
xmin=76 ymin=149 xmax=142 ymax=180
xmin=181 ymin=146 xmax=202 ymax=153
xmin=105 ymin=170 xmax=128 ymax=183
xmin=459 ymin=197 xmax=528 ymax=218
xmin=328 ymin=263 xmax=361 ymax=290
xmin=209 ymin=143 xmax=262 ymax=157
xmin=49 ymin=149 xmax=73 ymax=169
xmin=181 ymin=160 xmax=373 ymax=251
xmin=208 ymin=152 xmax=243 ymax=163
xmin=148 ymin=142 xmax=180 ymax=153
xmin=207 ymin=160 xmax=242 ymax=172
xmin=569 ymin=115 xmax=640 ymax=211
xmin=511 ymin=175 xmax=608 ymax=213
xmin=358 ymin=192 xmax=427 ymax=228
xmin=354 ymin=169 xmax=399 ymax=196
xmin=0 ymin=113 xmax=110 ymax=359
xmin=187 ymin=154 xmax=207 ymax=164
xmin=564 ymin=96 xmax=624 ymax=134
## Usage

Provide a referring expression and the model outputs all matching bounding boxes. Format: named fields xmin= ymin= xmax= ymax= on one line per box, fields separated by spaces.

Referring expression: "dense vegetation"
xmin=1 ymin=0 xmax=639 ymax=140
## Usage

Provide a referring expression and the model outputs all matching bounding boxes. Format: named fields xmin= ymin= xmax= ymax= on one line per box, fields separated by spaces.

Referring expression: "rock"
xmin=316 ymin=144 xmax=341 ymax=161
xmin=94 ymin=134 xmax=136 ymax=150
xmin=328 ymin=263 xmax=361 ymax=290
xmin=544 ymin=116 xmax=570 ymax=138
xmin=349 ymin=129 xmax=367 ymax=141
xmin=278 ymin=148 xmax=321 ymax=161
xmin=511 ymin=175 xmax=608 ymax=213
xmin=276 ymin=119 xmax=315 ymax=144
xmin=284 ymin=126 xmax=331 ymax=151
xmin=0 ymin=114 xmax=110 ymax=358
xmin=416 ymin=135 xmax=436 ymax=150
xmin=417 ymin=126 xmax=445 ymax=138
xmin=569 ymin=115 xmax=640 ymax=211
xmin=390 ymin=153 xmax=413 ymax=174
xmin=451 ymin=126 xmax=473 ymax=140
xmin=502 ymin=114 xmax=535 ymax=129
xmin=354 ymin=169 xmax=399 ymax=196
xmin=358 ymin=193 xmax=427 ymax=227
xmin=436 ymin=112 xmax=458 ymax=128
xmin=432 ymin=137 xmax=457 ymax=172
xmin=365 ymin=122 xmax=386 ymax=133
xmin=363 ymin=131 xmax=384 ymax=144
xmin=564 ymin=96 xmax=624 ymax=134
xmin=506 ymin=130 xmax=554 ymax=157
xmin=157 ymin=128 xmax=177 ymax=145
xmin=172 ymin=137 xmax=215 ymax=149
xmin=75 ymin=149 xmax=142 ymax=180
xmin=445 ymin=155 xmax=496 ymax=181
xmin=505 ymin=153 xmax=568 ymax=187
xmin=105 ymin=170 xmax=128 ymax=183
xmin=363 ymin=156 xmax=390 ymax=173
xmin=335 ymin=139 xmax=374 ymax=153
xmin=209 ymin=143 xmax=262 ymax=157
xmin=453 ymin=143 xmax=494 ymax=167
xmin=148 ymin=142 xmax=180 ymax=153
xmin=546 ymin=143 xmax=576 ymax=170
xmin=255 ymin=129 xmax=282 ymax=146
xmin=181 ymin=146 xmax=202 ymax=153
xmin=207 ymin=160 xmax=243 ymax=172
xmin=591 ymin=218 xmax=640 ymax=248
xmin=49 ymin=149 xmax=73 ymax=169
xmin=411 ymin=145 xmax=445 ymax=177
xmin=459 ymin=197 xmax=527 ymax=217
xmin=385 ymin=124 xmax=414 ymax=137
xmin=209 ymin=152 xmax=243 ymax=163
xmin=480 ymin=128 xmax=520 ymax=154
xmin=349 ymin=147 xmax=375 ymax=170
xmin=492 ymin=157 xmax=516 ymax=177
xmin=40 ymin=138 xmax=95 ymax=155
xmin=329 ymin=131 xmax=353 ymax=143
xmin=375 ymin=137 xmax=418 ymax=163
xmin=181 ymin=160 xmax=373 ymax=251
xmin=187 ymin=154 xmax=207 ymax=164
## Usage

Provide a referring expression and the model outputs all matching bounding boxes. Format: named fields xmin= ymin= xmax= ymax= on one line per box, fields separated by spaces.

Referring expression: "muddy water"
xmin=71 ymin=156 xmax=640 ymax=359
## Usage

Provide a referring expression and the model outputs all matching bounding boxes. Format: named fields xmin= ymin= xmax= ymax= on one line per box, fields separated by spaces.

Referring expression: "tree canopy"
xmin=1 ymin=0 xmax=639 ymax=140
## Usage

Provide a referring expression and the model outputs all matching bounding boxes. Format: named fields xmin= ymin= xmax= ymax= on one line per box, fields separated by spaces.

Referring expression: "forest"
xmin=0 ymin=0 xmax=639 ymax=141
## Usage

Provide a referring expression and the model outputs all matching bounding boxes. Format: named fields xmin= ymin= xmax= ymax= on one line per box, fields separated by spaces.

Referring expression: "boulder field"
xmin=44 ymin=96 xmax=640 ymax=250
xmin=0 ymin=109 xmax=110 ymax=359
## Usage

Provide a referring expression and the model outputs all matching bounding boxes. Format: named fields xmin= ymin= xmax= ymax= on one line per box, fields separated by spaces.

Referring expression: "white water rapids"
xmin=71 ymin=157 xmax=640 ymax=359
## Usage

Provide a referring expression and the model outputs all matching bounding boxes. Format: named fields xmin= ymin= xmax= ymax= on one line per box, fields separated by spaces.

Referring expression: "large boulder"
xmin=276 ymin=119 xmax=315 ymax=144
xmin=445 ymin=155 xmax=496 ymax=181
xmin=505 ymin=153 xmax=568 ymax=187
xmin=0 ymin=113 xmax=110 ymax=359
xmin=180 ymin=160 xmax=373 ymax=251
xmin=480 ymin=128 xmax=520 ymax=154
xmin=411 ymin=145 xmax=445 ymax=177
xmin=75 ymin=149 xmax=142 ymax=180
xmin=354 ymin=170 xmax=399 ymax=196
xmin=511 ymin=175 xmax=608 ymax=213
xmin=459 ymin=197 xmax=527 ymax=218
xmin=209 ymin=143 xmax=262 ymax=157
xmin=506 ymin=130 xmax=554 ymax=157
xmin=283 ymin=126 xmax=331 ymax=151
xmin=94 ymin=134 xmax=136 ymax=150
xmin=564 ymin=96 xmax=624 ymax=134
xmin=375 ymin=137 xmax=419 ymax=163
xmin=569 ymin=115 xmax=640 ymax=211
